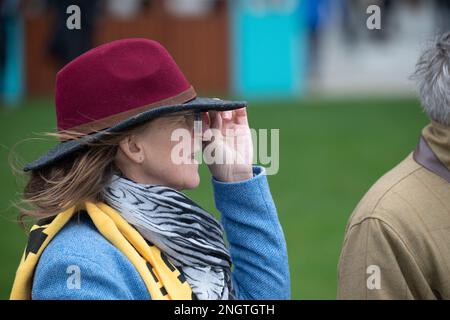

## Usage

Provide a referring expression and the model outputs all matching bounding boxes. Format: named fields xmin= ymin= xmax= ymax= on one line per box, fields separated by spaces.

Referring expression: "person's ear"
xmin=118 ymin=135 xmax=145 ymax=164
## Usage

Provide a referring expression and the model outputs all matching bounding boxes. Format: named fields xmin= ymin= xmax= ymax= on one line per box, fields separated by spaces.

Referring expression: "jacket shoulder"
xmin=347 ymin=153 xmax=425 ymax=226
xmin=39 ymin=213 xmax=119 ymax=261
xmin=32 ymin=213 xmax=150 ymax=299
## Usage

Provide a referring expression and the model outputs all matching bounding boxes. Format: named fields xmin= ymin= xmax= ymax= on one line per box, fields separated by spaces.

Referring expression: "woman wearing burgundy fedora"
xmin=9 ymin=39 xmax=290 ymax=300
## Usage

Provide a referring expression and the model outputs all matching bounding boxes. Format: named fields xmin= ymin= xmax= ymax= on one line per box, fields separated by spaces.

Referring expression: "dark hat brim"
xmin=23 ymin=97 xmax=247 ymax=172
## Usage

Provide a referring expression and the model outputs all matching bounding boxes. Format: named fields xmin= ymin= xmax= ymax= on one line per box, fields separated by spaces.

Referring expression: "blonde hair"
xmin=10 ymin=123 xmax=151 ymax=227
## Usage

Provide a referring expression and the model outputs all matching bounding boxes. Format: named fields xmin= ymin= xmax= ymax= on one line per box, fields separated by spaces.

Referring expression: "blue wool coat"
xmin=31 ymin=166 xmax=290 ymax=300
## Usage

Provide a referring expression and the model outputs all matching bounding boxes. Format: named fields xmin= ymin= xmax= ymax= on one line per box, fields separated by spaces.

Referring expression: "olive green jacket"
xmin=338 ymin=121 xmax=450 ymax=299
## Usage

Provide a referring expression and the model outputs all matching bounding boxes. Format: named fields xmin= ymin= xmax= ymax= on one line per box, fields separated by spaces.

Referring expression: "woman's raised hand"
xmin=202 ymin=108 xmax=254 ymax=182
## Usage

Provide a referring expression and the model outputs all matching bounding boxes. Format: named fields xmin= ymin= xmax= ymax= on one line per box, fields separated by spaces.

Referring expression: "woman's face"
xmin=115 ymin=111 xmax=202 ymax=190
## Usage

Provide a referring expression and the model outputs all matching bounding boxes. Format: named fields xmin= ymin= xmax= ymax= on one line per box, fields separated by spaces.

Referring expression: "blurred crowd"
xmin=1 ymin=0 xmax=450 ymax=103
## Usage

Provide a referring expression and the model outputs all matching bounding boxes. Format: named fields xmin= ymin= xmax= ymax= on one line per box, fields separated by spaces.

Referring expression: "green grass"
xmin=0 ymin=97 xmax=428 ymax=300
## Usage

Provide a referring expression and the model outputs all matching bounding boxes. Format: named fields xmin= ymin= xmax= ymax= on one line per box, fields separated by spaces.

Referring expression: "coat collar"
xmin=421 ymin=121 xmax=450 ymax=171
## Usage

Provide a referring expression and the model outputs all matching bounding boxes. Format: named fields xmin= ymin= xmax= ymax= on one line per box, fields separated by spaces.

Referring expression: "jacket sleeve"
xmin=211 ymin=165 xmax=290 ymax=300
xmin=337 ymin=217 xmax=432 ymax=299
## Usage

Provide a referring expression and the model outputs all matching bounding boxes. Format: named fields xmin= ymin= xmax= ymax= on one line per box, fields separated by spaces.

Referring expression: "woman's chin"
xmin=174 ymin=164 xmax=200 ymax=190
xmin=184 ymin=173 xmax=200 ymax=190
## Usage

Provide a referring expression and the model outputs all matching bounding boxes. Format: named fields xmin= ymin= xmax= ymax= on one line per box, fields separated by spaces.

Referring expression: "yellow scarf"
xmin=10 ymin=201 xmax=193 ymax=300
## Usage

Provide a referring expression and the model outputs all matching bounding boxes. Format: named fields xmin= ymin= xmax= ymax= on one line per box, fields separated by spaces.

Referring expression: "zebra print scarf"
xmin=102 ymin=174 xmax=236 ymax=300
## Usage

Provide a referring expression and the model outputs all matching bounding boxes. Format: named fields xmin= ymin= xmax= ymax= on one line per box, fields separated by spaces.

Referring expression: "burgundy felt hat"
xmin=23 ymin=38 xmax=246 ymax=172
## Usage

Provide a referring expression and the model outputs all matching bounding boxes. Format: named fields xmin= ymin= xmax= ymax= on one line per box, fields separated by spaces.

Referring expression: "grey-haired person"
xmin=338 ymin=32 xmax=450 ymax=299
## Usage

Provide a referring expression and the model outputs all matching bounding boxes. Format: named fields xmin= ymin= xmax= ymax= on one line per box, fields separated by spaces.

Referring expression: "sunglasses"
xmin=161 ymin=110 xmax=203 ymax=135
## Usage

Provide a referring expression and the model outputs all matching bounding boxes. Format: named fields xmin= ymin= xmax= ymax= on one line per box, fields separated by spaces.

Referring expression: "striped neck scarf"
xmin=102 ymin=174 xmax=236 ymax=300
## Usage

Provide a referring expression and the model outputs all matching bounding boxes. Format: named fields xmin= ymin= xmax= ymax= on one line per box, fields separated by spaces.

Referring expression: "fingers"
xmin=203 ymin=111 xmax=221 ymax=142
xmin=208 ymin=110 xmax=222 ymax=130
xmin=234 ymin=107 xmax=248 ymax=125
xmin=234 ymin=107 xmax=246 ymax=117
xmin=211 ymin=108 xmax=247 ymax=124
xmin=207 ymin=108 xmax=248 ymax=132
xmin=222 ymin=110 xmax=233 ymax=120
xmin=201 ymin=112 xmax=210 ymax=131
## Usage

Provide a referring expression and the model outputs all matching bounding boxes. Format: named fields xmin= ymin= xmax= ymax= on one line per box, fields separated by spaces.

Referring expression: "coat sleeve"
xmin=337 ymin=217 xmax=433 ymax=299
xmin=211 ymin=165 xmax=290 ymax=300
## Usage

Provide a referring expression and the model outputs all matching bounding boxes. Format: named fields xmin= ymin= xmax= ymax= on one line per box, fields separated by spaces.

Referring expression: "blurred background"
xmin=0 ymin=0 xmax=448 ymax=299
